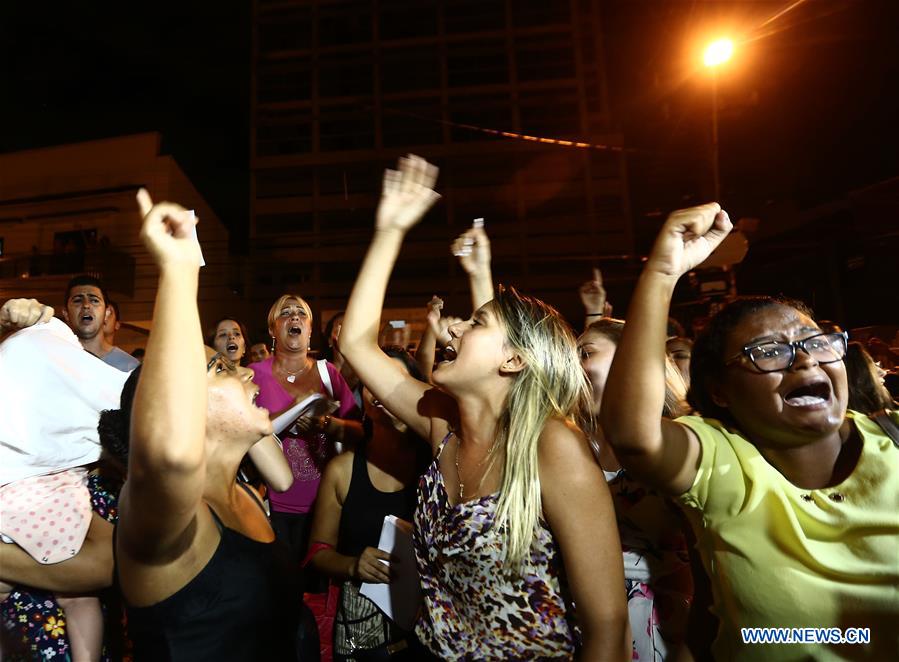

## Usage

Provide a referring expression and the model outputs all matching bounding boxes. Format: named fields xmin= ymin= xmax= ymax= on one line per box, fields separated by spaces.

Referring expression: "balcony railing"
xmin=0 ymin=246 xmax=136 ymax=296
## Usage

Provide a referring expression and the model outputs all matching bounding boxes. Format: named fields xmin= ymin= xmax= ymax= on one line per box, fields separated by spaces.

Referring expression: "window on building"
xmin=379 ymin=0 xmax=438 ymax=40
xmin=519 ymin=88 xmax=581 ymax=138
xmin=255 ymin=168 xmax=316 ymax=199
xmin=258 ymin=10 xmax=312 ymax=53
xmin=448 ymin=92 xmax=513 ymax=142
xmin=512 ymin=0 xmax=571 ymax=28
xmin=381 ymin=46 xmax=441 ymax=93
xmin=257 ymin=59 xmax=312 ymax=103
xmin=318 ymin=104 xmax=376 ymax=151
xmin=443 ymin=0 xmax=505 ymax=34
xmin=256 ymin=212 xmax=314 ymax=236
xmin=381 ymin=99 xmax=444 ymax=147
xmin=319 ymin=53 xmax=374 ymax=98
xmin=318 ymin=2 xmax=372 ymax=46
xmin=447 ymin=38 xmax=508 ymax=87
xmin=317 ymin=162 xmax=382 ymax=197
xmin=515 ymin=33 xmax=575 ymax=82
xmin=256 ymin=108 xmax=314 ymax=156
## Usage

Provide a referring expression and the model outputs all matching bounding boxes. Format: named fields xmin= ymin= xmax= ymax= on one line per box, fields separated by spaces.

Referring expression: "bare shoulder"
xmin=322 ymin=451 xmax=354 ymax=501
xmin=538 ymin=417 xmax=596 ymax=474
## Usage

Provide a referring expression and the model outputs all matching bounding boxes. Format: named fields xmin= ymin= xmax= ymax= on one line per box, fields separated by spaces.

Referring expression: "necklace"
xmin=453 ymin=434 xmax=496 ymax=501
xmin=278 ymin=358 xmax=311 ymax=383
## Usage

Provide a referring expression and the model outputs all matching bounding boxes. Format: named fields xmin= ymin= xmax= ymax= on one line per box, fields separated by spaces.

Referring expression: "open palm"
xmin=376 ymin=155 xmax=441 ymax=232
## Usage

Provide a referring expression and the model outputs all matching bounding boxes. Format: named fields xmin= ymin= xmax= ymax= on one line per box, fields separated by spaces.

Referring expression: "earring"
xmin=271 ymin=336 xmax=276 ymax=352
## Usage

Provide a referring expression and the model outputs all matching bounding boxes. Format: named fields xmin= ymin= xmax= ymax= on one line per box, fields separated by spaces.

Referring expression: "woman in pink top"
xmin=250 ymin=294 xmax=363 ymax=577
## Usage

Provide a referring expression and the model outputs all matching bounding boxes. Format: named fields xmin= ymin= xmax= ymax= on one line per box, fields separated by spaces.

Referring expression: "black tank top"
xmin=336 ymin=441 xmax=421 ymax=558
xmin=122 ymin=483 xmax=299 ymax=661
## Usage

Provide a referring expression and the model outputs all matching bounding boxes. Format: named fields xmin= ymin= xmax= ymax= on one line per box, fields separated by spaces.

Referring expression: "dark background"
xmin=2 ymin=0 xmax=897 ymax=325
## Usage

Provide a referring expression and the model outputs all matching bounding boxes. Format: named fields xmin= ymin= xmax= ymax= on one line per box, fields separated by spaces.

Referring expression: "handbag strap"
xmin=871 ymin=410 xmax=899 ymax=448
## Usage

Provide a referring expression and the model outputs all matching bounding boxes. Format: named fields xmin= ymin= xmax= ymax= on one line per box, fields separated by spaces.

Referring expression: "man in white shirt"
xmin=62 ymin=275 xmax=139 ymax=372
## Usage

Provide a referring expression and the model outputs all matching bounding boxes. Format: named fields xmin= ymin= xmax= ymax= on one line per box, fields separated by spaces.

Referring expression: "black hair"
xmin=97 ymin=365 xmax=141 ymax=469
xmin=845 ymin=342 xmax=895 ymax=414
xmin=206 ymin=317 xmax=251 ymax=365
xmin=107 ymin=299 xmax=121 ymax=320
xmin=65 ymin=274 xmax=109 ymax=305
xmin=687 ymin=295 xmax=815 ymax=427
xmin=321 ymin=311 xmax=345 ymax=363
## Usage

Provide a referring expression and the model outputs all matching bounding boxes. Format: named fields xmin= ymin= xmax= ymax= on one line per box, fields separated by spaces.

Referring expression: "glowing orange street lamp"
xmin=703 ymin=38 xmax=734 ymax=199
xmin=704 ymin=38 xmax=734 ymax=68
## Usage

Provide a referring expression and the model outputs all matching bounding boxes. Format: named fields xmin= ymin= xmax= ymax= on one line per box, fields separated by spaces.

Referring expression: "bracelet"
xmin=586 ymin=313 xmax=603 ymax=317
xmin=319 ymin=415 xmax=333 ymax=433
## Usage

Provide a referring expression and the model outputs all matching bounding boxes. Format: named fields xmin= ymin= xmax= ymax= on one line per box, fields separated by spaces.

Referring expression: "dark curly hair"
xmin=845 ymin=342 xmax=895 ymax=414
xmin=97 ymin=365 xmax=141 ymax=470
xmin=687 ymin=296 xmax=815 ymax=428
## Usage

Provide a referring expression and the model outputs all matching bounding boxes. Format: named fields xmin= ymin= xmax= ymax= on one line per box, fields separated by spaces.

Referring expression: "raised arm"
xmin=451 ymin=223 xmax=493 ymax=311
xmin=247 ymin=435 xmax=294 ymax=492
xmin=600 ymin=203 xmax=731 ymax=495
xmin=539 ymin=419 xmax=630 ymax=661
xmin=416 ymin=296 xmax=443 ymax=383
xmin=118 ymin=190 xmax=207 ymax=559
xmin=340 ymin=156 xmax=451 ymax=444
xmin=578 ymin=268 xmax=608 ymax=331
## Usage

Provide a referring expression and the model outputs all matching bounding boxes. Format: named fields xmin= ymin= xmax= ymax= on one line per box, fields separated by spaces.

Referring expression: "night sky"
xmin=2 ymin=0 xmax=897 ymax=247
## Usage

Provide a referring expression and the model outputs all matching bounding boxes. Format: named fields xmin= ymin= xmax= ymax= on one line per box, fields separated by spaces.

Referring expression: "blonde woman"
xmin=340 ymin=156 xmax=629 ymax=660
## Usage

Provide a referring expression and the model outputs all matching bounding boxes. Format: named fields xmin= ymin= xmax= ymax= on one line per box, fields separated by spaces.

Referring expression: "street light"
xmin=703 ymin=38 xmax=734 ymax=199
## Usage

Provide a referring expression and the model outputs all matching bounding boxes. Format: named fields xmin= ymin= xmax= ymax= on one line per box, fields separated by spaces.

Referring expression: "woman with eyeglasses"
xmin=600 ymin=203 xmax=899 ymax=661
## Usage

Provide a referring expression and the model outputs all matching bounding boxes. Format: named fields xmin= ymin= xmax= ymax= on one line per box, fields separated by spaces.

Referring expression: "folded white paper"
xmin=270 ymin=393 xmax=339 ymax=436
xmin=360 ymin=515 xmax=421 ymax=631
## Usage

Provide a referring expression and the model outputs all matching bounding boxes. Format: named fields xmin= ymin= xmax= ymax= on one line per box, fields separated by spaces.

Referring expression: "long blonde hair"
xmin=489 ymin=286 xmax=593 ymax=570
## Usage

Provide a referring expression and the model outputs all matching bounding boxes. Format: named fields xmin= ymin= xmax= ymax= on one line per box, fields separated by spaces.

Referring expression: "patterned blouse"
xmin=413 ymin=434 xmax=579 ymax=660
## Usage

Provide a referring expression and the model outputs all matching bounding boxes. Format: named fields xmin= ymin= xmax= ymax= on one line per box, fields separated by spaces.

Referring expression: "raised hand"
xmin=578 ymin=268 xmax=607 ymax=315
xmin=0 ymin=298 xmax=54 ymax=331
xmin=451 ymin=226 xmax=491 ymax=277
xmin=136 ymin=189 xmax=202 ymax=268
xmin=353 ymin=546 xmax=393 ymax=584
xmin=375 ymin=155 xmax=441 ymax=233
xmin=646 ymin=203 xmax=732 ymax=278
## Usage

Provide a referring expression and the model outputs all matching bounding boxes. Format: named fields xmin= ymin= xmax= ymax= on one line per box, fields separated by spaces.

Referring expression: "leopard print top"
xmin=413 ymin=434 xmax=579 ymax=660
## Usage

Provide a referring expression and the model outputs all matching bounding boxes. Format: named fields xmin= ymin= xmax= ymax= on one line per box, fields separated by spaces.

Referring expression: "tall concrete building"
xmin=250 ymin=0 xmax=631 ymax=329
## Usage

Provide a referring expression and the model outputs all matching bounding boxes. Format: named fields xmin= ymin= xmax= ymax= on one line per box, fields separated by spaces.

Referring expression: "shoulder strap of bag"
xmin=317 ymin=359 xmax=333 ymax=398
xmin=871 ymin=410 xmax=899 ymax=449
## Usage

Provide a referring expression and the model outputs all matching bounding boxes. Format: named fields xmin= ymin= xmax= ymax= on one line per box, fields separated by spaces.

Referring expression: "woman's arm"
xmin=539 ymin=420 xmax=630 ymax=661
xmin=451 ymin=225 xmax=494 ymax=311
xmin=600 ymin=203 xmax=731 ymax=495
xmin=579 ymin=268 xmax=608 ymax=331
xmin=0 ymin=514 xmax=113 ymax=593
xmin=340 ymin=156 xmax=451 ymax=443
xmin=247 ymin=435 xmax=294 ymax=492
xmin=307 ymin=456 xmax=391 ymax=583
xmin=118 ymin=190 xmax=208 ymax=560
xmin=416 ymin=296 xmax=444 ymax=383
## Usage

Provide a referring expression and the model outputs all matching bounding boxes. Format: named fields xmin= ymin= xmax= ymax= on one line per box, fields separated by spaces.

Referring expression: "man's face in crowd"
xmin=64 ymin=285 xmax=107 ymax=341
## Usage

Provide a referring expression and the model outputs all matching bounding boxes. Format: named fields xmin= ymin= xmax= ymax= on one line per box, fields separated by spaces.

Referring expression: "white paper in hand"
xmin=187 ymin=211 xmax=206 ymax=267
xmin=360 ymin=515 xmax=421 ymax=631
xmin=271 ymin=393 xmax=339 ymax=436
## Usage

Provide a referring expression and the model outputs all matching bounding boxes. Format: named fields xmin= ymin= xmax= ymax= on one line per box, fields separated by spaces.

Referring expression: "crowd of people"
xmin=1 ymin=155 xmax=897 ymax=662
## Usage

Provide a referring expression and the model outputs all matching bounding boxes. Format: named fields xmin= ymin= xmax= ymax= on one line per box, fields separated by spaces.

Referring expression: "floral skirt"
xmin=0 ymin=472 xmax=123 ymax=661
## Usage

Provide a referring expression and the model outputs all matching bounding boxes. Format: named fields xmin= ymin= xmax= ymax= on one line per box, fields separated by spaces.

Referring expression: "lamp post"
xmin=703 ymin=38 xmax=734 ymax=200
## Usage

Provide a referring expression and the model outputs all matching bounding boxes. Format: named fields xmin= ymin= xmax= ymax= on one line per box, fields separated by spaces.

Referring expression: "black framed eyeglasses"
xmin=725 ymin=331 xmax=848 ymax=373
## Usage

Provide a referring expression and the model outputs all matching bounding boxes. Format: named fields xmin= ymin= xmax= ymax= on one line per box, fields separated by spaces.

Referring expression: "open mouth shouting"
xmin=782 ymin=378 xmax=832 ymax=410
xmin=288 ymin=324 xmax=303 ymax=337
xmin=440 ymin=344 xmax=457 ymax=364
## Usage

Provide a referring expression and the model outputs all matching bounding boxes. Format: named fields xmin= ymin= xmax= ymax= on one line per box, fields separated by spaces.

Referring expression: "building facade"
xmin=250 ymin=0 xmax=632 ymax=330
xmin=0 ymin=133 xmax=235 ymax=351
